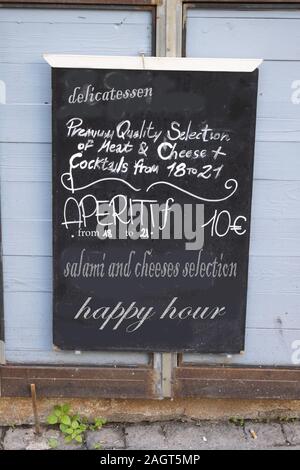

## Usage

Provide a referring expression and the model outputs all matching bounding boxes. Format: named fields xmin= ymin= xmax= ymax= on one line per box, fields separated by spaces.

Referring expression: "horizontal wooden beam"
xmin=0 ymin=0 xmax=159 ymax=5
xmin=186 ymin=1 xmax=300 ymax=4
xmin=174 ymin=366 xmax=300 ymax=399
xmin=3 ymin=364 xmax=300 ymax=399
xmin=0 ymin=365 xmax=158 ymax=398
xmin=1 ymin=0 xmax=297 ymax=6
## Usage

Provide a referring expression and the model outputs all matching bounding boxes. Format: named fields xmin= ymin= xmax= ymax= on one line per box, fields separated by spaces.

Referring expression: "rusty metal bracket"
xmin=30 ymin=383 xmax=41 ymax=434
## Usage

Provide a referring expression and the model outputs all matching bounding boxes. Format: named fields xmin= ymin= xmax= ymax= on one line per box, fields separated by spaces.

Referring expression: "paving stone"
xmin=0 ymin=421 xmax=295 ymax=451
xmin=3 ymin=427 xmax=84 ymax=450
xmin=282 ymin=422 xmax=300 ymax=446
xmin=244 ymin=422 xmax=286 ymax=449
xmin=164 ymin=422 xmax=247 ymax=450
xmin=0 ymin=428 xmax=3 ymax=450
xmin=125 ymin=424 xmax=167 ymax=450
xmin=4 ymin=428 xmax=51 ymax=450
xmin=275 ymin=446 xmax=300 ymax=450
xmin=86 ymin=425 xmax=125 ymax=450
xmin=51 ymin=431 xmax=85 ymax=450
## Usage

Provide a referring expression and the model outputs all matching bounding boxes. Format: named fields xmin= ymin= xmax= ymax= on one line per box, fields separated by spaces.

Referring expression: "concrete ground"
xmin=0 ymin=420 xmax=300 ymax=450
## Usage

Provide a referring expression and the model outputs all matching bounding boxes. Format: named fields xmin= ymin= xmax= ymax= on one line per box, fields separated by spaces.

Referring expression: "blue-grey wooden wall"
xmin=184 ymin=8 xmax=300 ymax=366
xmin=0 ymin=7 xmax=152 ymax=365
xmin=1 ymin=6 xmax=300 ymax=368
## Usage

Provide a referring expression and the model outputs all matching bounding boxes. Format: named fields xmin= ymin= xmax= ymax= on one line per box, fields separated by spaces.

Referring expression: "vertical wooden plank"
xmin=161 ymin=353 xmax=173 ymax=398
xmin=161 ymin=0 xmax=183 ymax=382
xmin=166 ymin=0 xmax=182 ymax=57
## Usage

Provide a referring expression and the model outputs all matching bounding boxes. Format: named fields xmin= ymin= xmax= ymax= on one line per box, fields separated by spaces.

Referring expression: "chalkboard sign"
xmin=50 ymin=57 xmax=259 ymax=352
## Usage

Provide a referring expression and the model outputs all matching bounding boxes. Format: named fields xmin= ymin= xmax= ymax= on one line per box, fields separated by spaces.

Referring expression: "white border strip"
xmin=43 ymin=55 xmax=262 ymax=72
xmin=0 ymin=340 xmax=5 ymax=365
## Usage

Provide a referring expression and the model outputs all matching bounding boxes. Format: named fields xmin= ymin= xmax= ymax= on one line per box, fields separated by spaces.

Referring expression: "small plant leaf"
xmin=95 ymin=417 xmax=107 ymax=428
xmin=47 ymin=415 xmax=58 ymax=425
xmin=48 ymin=438 xmax=58 ymax=449
xmin=61 ymin=415 xmax=71 ymax=426
xmin=54 ymin=406 xmax=62 ymax=417
xmin=62 ymin=404 xmax=70 ymax=414
xmin=93 ymin=442 xmax=102 ymax=450
xmin=46 ymin=403 xmax=107 ymax=447
xmin=59 ymin=423 xmax=68 ymax=433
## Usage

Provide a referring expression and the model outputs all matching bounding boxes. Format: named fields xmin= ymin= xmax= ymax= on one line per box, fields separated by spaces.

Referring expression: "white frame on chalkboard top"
xmin=43 ymin=55 xmax=262 ymax=72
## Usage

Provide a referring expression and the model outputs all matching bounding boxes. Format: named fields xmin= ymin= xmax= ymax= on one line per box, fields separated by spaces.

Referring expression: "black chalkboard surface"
xmin=52 ymin=65 xmax=259 ymax=352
